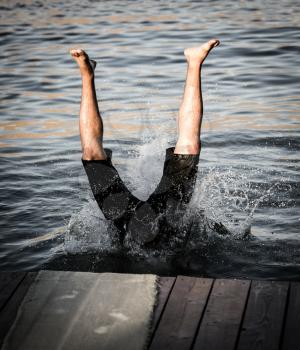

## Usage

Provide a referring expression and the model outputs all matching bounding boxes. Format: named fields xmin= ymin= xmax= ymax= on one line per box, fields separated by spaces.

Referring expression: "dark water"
xmin=0 ymin=0 xmax=299 ymax=279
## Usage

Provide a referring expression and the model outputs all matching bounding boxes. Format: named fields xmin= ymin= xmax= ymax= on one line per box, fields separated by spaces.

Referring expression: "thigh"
xmin=147 ymin=147 xmax=200 ymax=214
xmin=82 ymin=148 xmax=141 ymax=225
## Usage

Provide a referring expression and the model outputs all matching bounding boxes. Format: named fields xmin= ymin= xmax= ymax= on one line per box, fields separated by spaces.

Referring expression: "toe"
xmin=210 ymin=39 xmax=220 ymax=47
xmin=77 ymin=49 xmax=87 ymax=58
xmin=70 ymin=49 xmax=80 ymax=57
xmin=70 ymin=48 xmax=85 ymax=57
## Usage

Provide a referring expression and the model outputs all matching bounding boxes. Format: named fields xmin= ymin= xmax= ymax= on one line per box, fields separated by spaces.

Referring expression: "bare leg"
xmin=70 ymin=48 xmax=107 ymax=160
xmin=174 ymin=39 xmax=220 ymax=155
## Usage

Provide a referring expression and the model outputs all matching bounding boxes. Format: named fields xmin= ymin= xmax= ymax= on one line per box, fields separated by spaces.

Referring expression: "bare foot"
xmin=184 ymin=39 xmax=220 ymax=66
xmin=69 ymin=48 xmax=96 ymax=78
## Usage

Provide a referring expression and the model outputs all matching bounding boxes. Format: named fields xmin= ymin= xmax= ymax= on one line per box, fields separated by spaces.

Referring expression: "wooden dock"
xmin=0 ymin=271 xmax=299 ymax=350
xmin=150 ymin=276 xmax=300 ymax=350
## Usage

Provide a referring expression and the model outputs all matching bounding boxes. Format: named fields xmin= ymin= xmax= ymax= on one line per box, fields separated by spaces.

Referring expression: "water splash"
xmin=64 ymin=199 xmax=119 ymax=254
xmin=63 ymin=137 xmax=292 ymax=257
xmin=125 ymin=133 xmax=172 ymax=199
xmin=190 ymin=166 xmax=290 ymax=239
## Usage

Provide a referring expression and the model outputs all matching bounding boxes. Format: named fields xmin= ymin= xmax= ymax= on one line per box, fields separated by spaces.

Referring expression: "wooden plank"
xmin=0 ymin=272 xmax=37 ymax=347
xmin=281 ymin=282 xmax=300 ymax=350
xmin=236 ymin=280 xmax=289 ymax=350
xmin=150 ymin=276 xmax=176 ymax=335
xmin=193 ymin=279 xmax=250 ymax=350
xmin=2 ymin=271 xmax=157 ymax=350
xmin=150 ymin=276 xmax=213 ymax=350
xmin=0 ymin=272 xmax=26 ymax=311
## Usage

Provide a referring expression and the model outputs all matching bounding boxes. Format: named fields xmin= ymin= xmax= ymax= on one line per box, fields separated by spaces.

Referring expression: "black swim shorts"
xmin=82 ymin=147 xmax=199 ymax=244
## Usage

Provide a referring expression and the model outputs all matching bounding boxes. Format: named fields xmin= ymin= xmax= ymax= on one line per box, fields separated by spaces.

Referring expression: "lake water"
xmin=0 ymin=0 xmax=299 ymax=279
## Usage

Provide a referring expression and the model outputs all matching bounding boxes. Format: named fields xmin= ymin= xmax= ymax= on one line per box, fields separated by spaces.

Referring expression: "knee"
xmin=82 ymin=146 xmax=107 ymax=161
xmin=174 ymin=142 xmax=201 ymax=155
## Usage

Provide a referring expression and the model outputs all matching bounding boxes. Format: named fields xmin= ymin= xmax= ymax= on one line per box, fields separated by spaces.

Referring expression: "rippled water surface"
xmin=0 ymin=0 xmax=299 ymax=278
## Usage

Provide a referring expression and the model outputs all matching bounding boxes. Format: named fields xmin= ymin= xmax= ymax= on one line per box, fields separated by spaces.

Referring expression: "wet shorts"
xmin=82 ymin=147 xmax=199 ymax=244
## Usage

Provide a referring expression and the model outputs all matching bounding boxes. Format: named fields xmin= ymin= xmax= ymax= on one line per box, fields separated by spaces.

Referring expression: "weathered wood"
xmin=0 ymin=272 xmax=37 ymax=347
xmin=281 ymin=282 xmax=300 ymax=350
xmin=150 ymin=276 xmax=213 ymax=350
xmin=236 ymin=280 xmax=289 ymax=350
xmin=2 ymin=271 xmax=156 ymax=350
xmin=0 ymin=272 xmax=26 ymax=311
xmin=193 ymin=279 xmax=250 ymax=350
xmin=150 ymin=276 xmax=175 ymax=335
xmin=0 ymin=272 xmax=297 ymax=350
